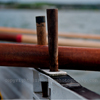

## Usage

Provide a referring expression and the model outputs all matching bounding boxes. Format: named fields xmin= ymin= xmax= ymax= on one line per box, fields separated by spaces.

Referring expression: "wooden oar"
xmin=1 ymin=27 xmax=100 ymax=40
xmin=0 ymin=43 xmax=100 ymax=71
xmin=1 ymin=33 xmax=100 ymax=48
xmin=0 ymin=27 xmax=36 ymax=34
xmin=58 ymin=33 xmax=100 ymax=40
xmin=0 ymin=33 xmax=37 ymax=43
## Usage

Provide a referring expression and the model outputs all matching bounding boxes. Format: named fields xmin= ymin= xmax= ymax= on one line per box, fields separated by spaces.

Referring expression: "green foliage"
xmin=0 ymin=2 xmax=100 ymax=10
xmin=16 ymin=4 xmax=32 ymax=9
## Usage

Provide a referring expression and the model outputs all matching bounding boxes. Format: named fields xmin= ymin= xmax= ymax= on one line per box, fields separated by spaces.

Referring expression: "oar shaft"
xmin=1 ymin=33 xmax=100 ymax=48
xmin=0 ymin=33 xmax=22 ymax=42
xmin=59 ymin=33 xmax=100 ymax=40
xmin=0 ymin=27 xmax=36 ymax=34
xmin=0 ymin=43 xmax=100 ymax=71
xmin=0 ymin=33 xmax=37 ymax=43
xmin=0 ymin=43 xmax=49 ymax=68
xmin=1 ymin=27 xmax=100 ymax=40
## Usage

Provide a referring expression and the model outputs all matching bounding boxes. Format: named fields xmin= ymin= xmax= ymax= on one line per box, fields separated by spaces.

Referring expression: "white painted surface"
xmin=42 ymin=69 xmax=67 ymax=76
xmin=0 ymin=67 xmax=33 ymax=99
xmin=30 ymin=68 xmax=87 ymax=100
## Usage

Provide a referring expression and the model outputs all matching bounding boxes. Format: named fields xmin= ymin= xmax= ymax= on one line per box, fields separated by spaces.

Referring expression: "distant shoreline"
xmin=0 ymin=2 xmax=100 ymax=10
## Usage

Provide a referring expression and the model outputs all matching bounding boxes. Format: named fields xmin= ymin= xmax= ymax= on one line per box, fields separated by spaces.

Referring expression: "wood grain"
xmin=0 ymin=43 xmax=100 ymax=71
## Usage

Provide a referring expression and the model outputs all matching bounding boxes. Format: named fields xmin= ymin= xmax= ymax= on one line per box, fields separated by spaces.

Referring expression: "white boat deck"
xmin=0 ymin=67 xmax=100 ymax=100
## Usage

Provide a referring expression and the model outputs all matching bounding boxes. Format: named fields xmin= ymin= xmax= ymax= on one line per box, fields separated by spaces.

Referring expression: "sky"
xmin=1 ymin=0 xmax=100 ymax=4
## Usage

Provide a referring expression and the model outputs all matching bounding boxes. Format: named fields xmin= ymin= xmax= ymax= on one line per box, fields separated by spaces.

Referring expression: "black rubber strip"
xmin=51 ymin=75 xmax=100 ymax=99
xmin=36 ymin=16 xmax=45 ymax=24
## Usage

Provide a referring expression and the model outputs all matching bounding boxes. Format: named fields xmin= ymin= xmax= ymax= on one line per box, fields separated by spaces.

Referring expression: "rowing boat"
xmin=0 ymin=9 xmax=100 ymax=99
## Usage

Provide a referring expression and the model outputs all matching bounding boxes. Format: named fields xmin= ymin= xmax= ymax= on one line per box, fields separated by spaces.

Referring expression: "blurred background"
xmin=0 ymin=0 xmax=100 ymax=33
xmin=0 ymin=0 xmax=100 ymax=99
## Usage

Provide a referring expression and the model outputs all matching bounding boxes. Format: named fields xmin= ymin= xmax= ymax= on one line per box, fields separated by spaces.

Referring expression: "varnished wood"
xmin=1 ymin=27 xmax=100 ymax=40
xmin=0 ymin=43 xmax=100 ymax=71
xmin=1 ymin=33 xmax=100 ymax=48
xmin=0 ymin=27 xmax=36 ymax=34
xmin=36 ymin=16 xmax=46 ymax=45
xmin=0 ymin=33 xmax=18 ymax=42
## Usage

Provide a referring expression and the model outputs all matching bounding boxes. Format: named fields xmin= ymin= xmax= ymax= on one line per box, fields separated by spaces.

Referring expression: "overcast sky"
xmin=1 ymin=0 xmax=100 ymax=4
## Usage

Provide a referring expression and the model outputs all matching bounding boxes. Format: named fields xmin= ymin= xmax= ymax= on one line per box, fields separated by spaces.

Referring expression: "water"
xmin=0 ymin=9 xmax=100 ymax=34
xmin=0 ymin=9 xmax=100 ymax=95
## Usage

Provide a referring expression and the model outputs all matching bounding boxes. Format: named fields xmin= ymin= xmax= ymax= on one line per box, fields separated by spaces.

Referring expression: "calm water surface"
xmin=0 ymin=9 xmax=100 ymax=34
xmin=0 ymin=9 xmax=100 ymax=95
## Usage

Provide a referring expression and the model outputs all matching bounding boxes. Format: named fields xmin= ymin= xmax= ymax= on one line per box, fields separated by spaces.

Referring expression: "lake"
xmin=0 ymin=9 xmax=100 ymax=96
